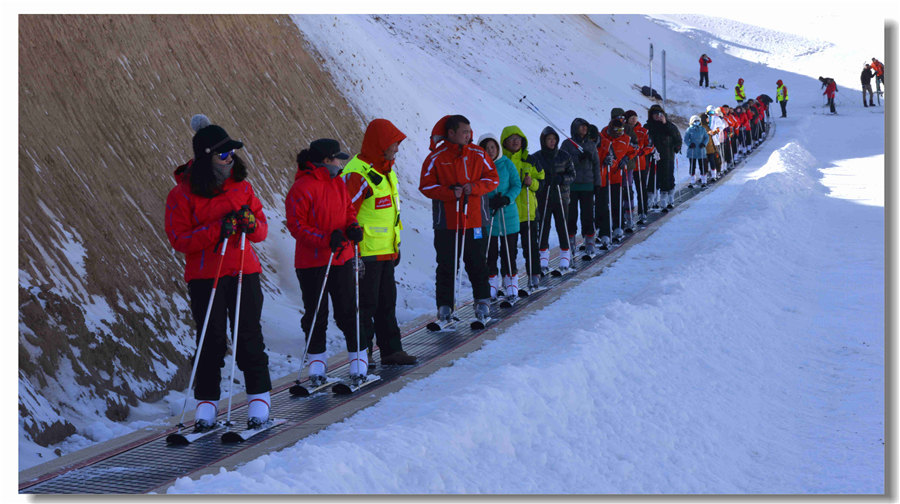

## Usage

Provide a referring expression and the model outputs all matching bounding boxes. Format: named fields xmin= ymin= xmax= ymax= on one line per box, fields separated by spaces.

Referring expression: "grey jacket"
xmin=560 ymin=117 xmax=600 ymax=186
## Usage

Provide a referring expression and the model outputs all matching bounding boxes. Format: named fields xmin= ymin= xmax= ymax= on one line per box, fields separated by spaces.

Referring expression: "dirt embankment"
xmin=18 ymin=14 xmax=363 ymax=446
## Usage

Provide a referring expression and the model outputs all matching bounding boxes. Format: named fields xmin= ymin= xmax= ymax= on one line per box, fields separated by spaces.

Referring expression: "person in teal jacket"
xmin=683 ymin=115 xmax=710 ymax=187
xmin=478 ymin=133 xmax=521 ymax=300
xmin=501 ymin=125 xmax=544 ymax=291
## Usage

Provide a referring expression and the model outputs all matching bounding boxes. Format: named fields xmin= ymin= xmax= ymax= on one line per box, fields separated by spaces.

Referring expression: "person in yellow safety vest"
xmin=735 ymin=78 xmax=746 ymax=105
xmin=342 ymin=118 xmax=417 ymax=369
xmin=776 ymin=79 xmax=789 ymax=118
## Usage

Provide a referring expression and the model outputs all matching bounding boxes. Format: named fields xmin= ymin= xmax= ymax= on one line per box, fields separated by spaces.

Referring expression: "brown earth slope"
xmin=18 ymin=14 xmax=363 ymax=446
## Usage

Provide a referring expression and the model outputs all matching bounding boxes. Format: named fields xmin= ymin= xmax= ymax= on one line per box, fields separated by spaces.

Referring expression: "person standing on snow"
xmin=501 ymin=125 xmax=545 ymax=291
xmin=165 ymin=116 xmax=273 ymax=430
xmin=734 ymin=78 xmax=746 ymax=105
xmin=478 ymin=133 xmax=522 ymax=300
xmin=601 ymin=117 xmax=638 ymax=240
xmin=684 ymin=115 xmax=710 ymax=188
xmin=822 ymin=77 xmax=838 ymax=114
xmin=860 ymin=64 xmax=875 ymax=107
xmin=419 ymin=115 xmax=499 ymax=325
xmin=776 ymin=80 xmax=789 ymax=117
xmin=342 ymin=119 xmax=417 ymax=369
xmin=625 ymin=110 xmax=654 ymax=222
xmin=699 ymin=54 xmax=712 ymax=87
xmin=561 ymin=117 xmax=601 ymax=256
xmin=286 ymin=139 xmax=368 ymax=385
xmin=700 ymin=114 xmax=721 ymax=182
xmin=533 ymin=127 xmax=575 ymax=274
xmin=871 ymin=58 xmax=884 ymax=97
xmin=644 ymin=105 xmax=682 ymax=211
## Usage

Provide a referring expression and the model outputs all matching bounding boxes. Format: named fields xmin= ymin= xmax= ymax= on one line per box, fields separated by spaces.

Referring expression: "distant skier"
xmin=734 ymin=78 xmax=746 ymax=105
xmin=644 ymin=105 xmax=682 ymax=211
xmin=700 ymin=113 xmax=722 ymax=181
xmin=419 ymin=115 xmax=499 ymax=326
xmin=871 ymin=58 xmax=884 ymax=97
xmin=342 ymin=119 xmax=417 ymax=369
xmin=165 ymin=116 xmax=273 ymax=430
xmin=501 ymin=125 xmax=544 ymax=290
xmin=699 ymin=54 xmax=712 ymax=87
xmin=821 ymin=76 xmax=838 ymax=114
xmin=776 ymin=80 xmax=789 ymax=117
xmin=756 ymin=94 xmax=774 ymax=119
xmin=860 ymin=64 xmax=875 ymax=107
xmin=561 ymin=117 xmax=601 ymax=256
xmin=684 ymin=115 xmax=710 ymax=188
xmin=533 ymin=126 xmax=575 ymax=273
xmin=286 ymin=138 xmax=368 ymax=384
xmin=478 ymin=133 xmax=521 ymax=301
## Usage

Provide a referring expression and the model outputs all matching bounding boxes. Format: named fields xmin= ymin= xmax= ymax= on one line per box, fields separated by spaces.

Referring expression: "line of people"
xmin=164 ymin=99 xmax=774 ymax=430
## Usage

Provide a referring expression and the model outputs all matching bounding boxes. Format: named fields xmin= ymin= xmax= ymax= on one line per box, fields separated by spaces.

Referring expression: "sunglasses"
xmin=216 ymin=150 xmax=234 ymax=161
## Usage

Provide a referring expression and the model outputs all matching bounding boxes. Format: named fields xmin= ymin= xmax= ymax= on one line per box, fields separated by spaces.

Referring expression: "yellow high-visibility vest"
xmin=341 ymin=156 xmax=402 ymax=257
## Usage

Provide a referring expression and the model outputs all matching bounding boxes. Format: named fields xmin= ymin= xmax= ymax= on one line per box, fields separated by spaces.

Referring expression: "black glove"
xmin=689 ymin=143 xmax=696 ymax=149
xmin=236 ymin=205 xmax=257 ymax=233
xmin=394 ymin=250 xmax=401 ymax=267
xmin=489 ymin=195 xmax=510 ymax=210
xmin=604 ymin=154 xmax=614 ymax=166
xmin=346 ymin=223 xmax=364 ymax=243
xmin=329 ymin=229 xmax=346 ymax=252
xmin=220 ymin=212 xmax=238 ymax=242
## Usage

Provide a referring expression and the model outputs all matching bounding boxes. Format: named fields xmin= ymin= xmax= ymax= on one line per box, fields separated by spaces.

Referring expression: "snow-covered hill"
xmin=19 ymin=13 xmax=886 ymax=492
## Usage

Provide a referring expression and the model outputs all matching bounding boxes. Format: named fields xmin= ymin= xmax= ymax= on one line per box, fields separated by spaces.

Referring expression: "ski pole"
xmin=526 ymin=182 xmax=534 ymax=282
xmin=636 ymin=160 xmax=645 ymax=218
xmin=624 ymin=165 xmax=634 ymax=227
xmin=224 ymin=231 xmax=247 ymax=427
xmin=558 ymin=184 xmax=572 ymax=253
xmin=484 ymin=207 xmax=495 ymax=262
xmin=518 ymin=96 xmax=584 ymax=154
xmin=297 ymin=249 xmax=336 ymax=381
xmin=607 ymin=172 xmax=613 ymax=239
xmin=453 ymin=196 xmax=469 ymax=317
xmin=353 ymin=244 xmax=362 ymax=379
xmin=499 ymin=206 xmax=515 ymax=291
xmin=536 ymin=180 xmax=551 ymax=253
xmin=177 ymin=235 xmax=230 ymax=428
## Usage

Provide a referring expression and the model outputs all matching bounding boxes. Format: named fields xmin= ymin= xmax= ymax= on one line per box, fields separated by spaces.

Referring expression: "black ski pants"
xmin=434 ymin=228 xmax=490 ymax=308
xmin=862 ymin=84 xmax=874 ymax=105
xmin=520 ymin=220 xmax=540 ymax=277
xmin=188 ymin=273 xmax=271 ymax=401
xmin=647 ymin=160 xmax=659 ymax=202
xmin=567 ymin=189 xmax=595 ymax=239
xmin=538 ymin=185 xmax=571 ymax=251
xmin=699 ymin=71 xmax=709 ymax=87
xmin=658 ymin=157 xmax=676 ymax=192
xmin=487 ymin=232 xmax=518 ymax=277
xmin=359 ymin=259 xmax=404 ymax=358
xmin=779 ymin=100 xmax=787 ymax=117
xmin=296 ymin=262 xmax=364 ymax=355
xmin=595 ymin=184 xmax=611 ymax=238
xmin=635 ymin=167 xmax=650 ymax=215
xmin=828 ymin=97 xmax=836 ymax=114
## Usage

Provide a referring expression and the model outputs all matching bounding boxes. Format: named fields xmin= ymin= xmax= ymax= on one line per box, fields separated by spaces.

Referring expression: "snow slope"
xmin=163 ymin=14 xmax=883 ymax=494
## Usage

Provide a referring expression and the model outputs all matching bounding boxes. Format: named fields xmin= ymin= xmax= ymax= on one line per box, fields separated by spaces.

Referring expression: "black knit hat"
xmin=192 ymin=124 xmax=243 ymax=159
xmin=624 ymin=110 xmax=638 ymax=120
xmin=610 ymin=107 xmax=626 ymax=119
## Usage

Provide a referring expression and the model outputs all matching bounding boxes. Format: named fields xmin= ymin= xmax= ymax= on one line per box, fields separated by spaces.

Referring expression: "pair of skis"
xmin=166 ymin=418 xmax=288 ymax=445
xmin=288 ymin=375 xmax=381 ymax=397
xmin=427 ymin=316 xmax=493 ymax=332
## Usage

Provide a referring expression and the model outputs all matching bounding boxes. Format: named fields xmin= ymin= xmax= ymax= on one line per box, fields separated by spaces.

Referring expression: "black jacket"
xmin=861 ymin=68 xmax=874 ymax=85
xmin=644 ymin=117 xmax=682 ymax=162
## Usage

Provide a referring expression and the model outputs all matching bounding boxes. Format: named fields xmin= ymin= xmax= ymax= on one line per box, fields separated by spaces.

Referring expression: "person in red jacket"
xmin=419 ymin=115 xmax=499 ymax=326
xmin=165 ymin=117 xmax=272 ymax=430
xmin=342 ymin=119 xmax=417 ymax=369
xmin=601 ymin=118 xmax=638 ymax=241
xmin=625 ymin=110 xmax=654 ymax=223
xmin=285 ymin=138 xmax=368 ymax=384
xmin=822 ymin=77 xmax=838 ymax=114
xmin=699 ymin=54 xmax=712 ymax=87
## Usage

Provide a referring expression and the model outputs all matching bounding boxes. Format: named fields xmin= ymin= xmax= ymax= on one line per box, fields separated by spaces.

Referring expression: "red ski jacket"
xmin=165 ymin=165 xmax=268 ymax=282
xmin=824 ymin=80 xmax=837 ymax=98
xmin=699 ymin=56 xmax=711 ymax=72
xmin=632 ymin=123 xmax=653 ymax=172
xmin=599 ymin=127 xmax=637 ymax=185
xmin=419 ymin=116 xmax=499 ymax=230
xmin=285 ymin=162 xmax=357 ymax=269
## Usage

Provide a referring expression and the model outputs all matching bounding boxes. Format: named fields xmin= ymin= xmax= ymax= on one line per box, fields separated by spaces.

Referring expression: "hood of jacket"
xmin=476 ymin=132 xmax=501 ymax=161
xmin=500 ymin=125 xmax=530 ymax=162
xmin=359 ymin=118 xmax=407 ymax=174
xmin=539 ymin=126 xmax=560 ymax=154
xmin=569 ymin=117 xmax=589 ymax=142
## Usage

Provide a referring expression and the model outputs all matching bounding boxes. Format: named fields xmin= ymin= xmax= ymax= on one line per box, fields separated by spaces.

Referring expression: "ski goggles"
xmin=216 ymin=150 xmax=234 ymax=161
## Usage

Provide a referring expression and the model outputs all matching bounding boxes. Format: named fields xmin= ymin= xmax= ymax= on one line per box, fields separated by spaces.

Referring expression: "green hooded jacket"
xmin=501 ymin=125 xmax=545 ymax=222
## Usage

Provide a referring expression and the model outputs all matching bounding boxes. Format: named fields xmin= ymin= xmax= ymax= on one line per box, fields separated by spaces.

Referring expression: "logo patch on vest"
xmin=374 ymin=196 xmax=393 ymax=209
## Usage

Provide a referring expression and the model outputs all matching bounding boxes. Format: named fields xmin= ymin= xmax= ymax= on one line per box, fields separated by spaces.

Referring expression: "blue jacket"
xmin=486 ymin=155 xmax=522 ymax=236
xmin=683 ymin=124 xmax=709 ymax=160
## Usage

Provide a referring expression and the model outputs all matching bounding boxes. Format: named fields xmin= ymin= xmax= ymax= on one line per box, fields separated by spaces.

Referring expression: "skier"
xmin=734 ymin=78 xmax=746 ymax=105
xmin=822 ymin=77 xmax=838 ymax=114
xmin=165 ymin=117 xmax=273 ymax=430
xmin=477 ymin=133 xmax=521 ymax=301
xmin=341 ymin=119 xmax=417 ymax=369
xmin=699 ymin=54 xmax=712 ymax=87
xmin=600 ymin=116 xmax=637 ymax=241
xmin=419 ymin=115 xmax=499 ymax=326
xmin=684 ymin=115 xmax=710 ymax=188
xmin=871 ymin=58 xmax=884 ymax=97
xmin=501 ymin=125 xmax=544 ymax=290
xmin=776 ymin=80 xmax=789 ymax=117
xmin=533 ymin=126 xmax=576 ymax=274
xmin=700 ymin=114 xmax=721 ymax=182
xmin=561 ymin=117 xmax=601 ymax=256
xmin=706 ymin=106 xmax=728 ymax=177
xmin=286 ymin=139 xmax=368 ymax=384
xmin=860 ymin=64 xmax=875 ymax=107
xmin=625 ymin=110 xmax=654 ymax=223
xmin=644 ymin=105 xmax=682 ymax=211
xmin=756 ymin=94 xmax=774 ymax=120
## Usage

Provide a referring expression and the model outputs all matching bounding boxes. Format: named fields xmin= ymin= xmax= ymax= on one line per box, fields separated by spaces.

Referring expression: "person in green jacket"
xmin=478 ymin=133 xmax=522 ymax=300
xmin=501 ymin=125 xmax=545 ymax=291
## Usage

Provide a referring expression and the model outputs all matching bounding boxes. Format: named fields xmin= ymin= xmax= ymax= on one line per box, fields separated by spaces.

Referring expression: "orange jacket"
xmin=872 ymin=59 xmax=884 ymax=77
xmin=419 ymin=116 xmax=499 ymax=230
xmin=633 ymin=123 xmax=653 ymax=171
xmin=599 ymin=127 xmax=637 ymax=185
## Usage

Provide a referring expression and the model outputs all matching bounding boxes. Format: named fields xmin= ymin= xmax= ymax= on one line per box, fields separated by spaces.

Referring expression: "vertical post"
xmin=649 ymin=42 xmax=653 ymax=100
xmin=662 ymin=49 xmax=667 ymax=107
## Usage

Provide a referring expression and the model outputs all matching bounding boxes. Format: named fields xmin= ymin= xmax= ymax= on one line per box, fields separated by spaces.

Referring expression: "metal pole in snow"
xmin=662 ymin=49 xmax=667 ymax=107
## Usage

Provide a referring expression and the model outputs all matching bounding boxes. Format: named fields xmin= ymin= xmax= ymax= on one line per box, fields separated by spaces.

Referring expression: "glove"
xmin=652 ymin=151 xmax=661 ymax=162
xmin=220 ymin=212 xmax=238 ymax=241
xmin=689 ymin=143 xmax=696 ymax=149
xmin=523 ymin=175 xmax=532 ymax=187
xmin=451 ymin=185 xmax=463 ymax=199
xmin=462 ymin=183 xmax=472 ymax=195
xmin=236 ymin=206 xmax=257 ymax=233
xmin=329 ymin=229 xmax=346 ymax=253
xmin=489 ymin=195 xmax=506 ymax=210
xmin=352 ymin=255 xmax=365 ymax=277
xmin=346 ymin=223 xmax=364 ymax=243
xmin=604 ymin=154 xmax=614 ymax=166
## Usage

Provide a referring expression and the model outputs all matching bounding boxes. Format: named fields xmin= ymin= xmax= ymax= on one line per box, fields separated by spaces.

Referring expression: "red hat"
xmin=777 ymin=79 xmax=783 ymax=86
xmin=738 ymin=78 xmax=744 ymax=85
